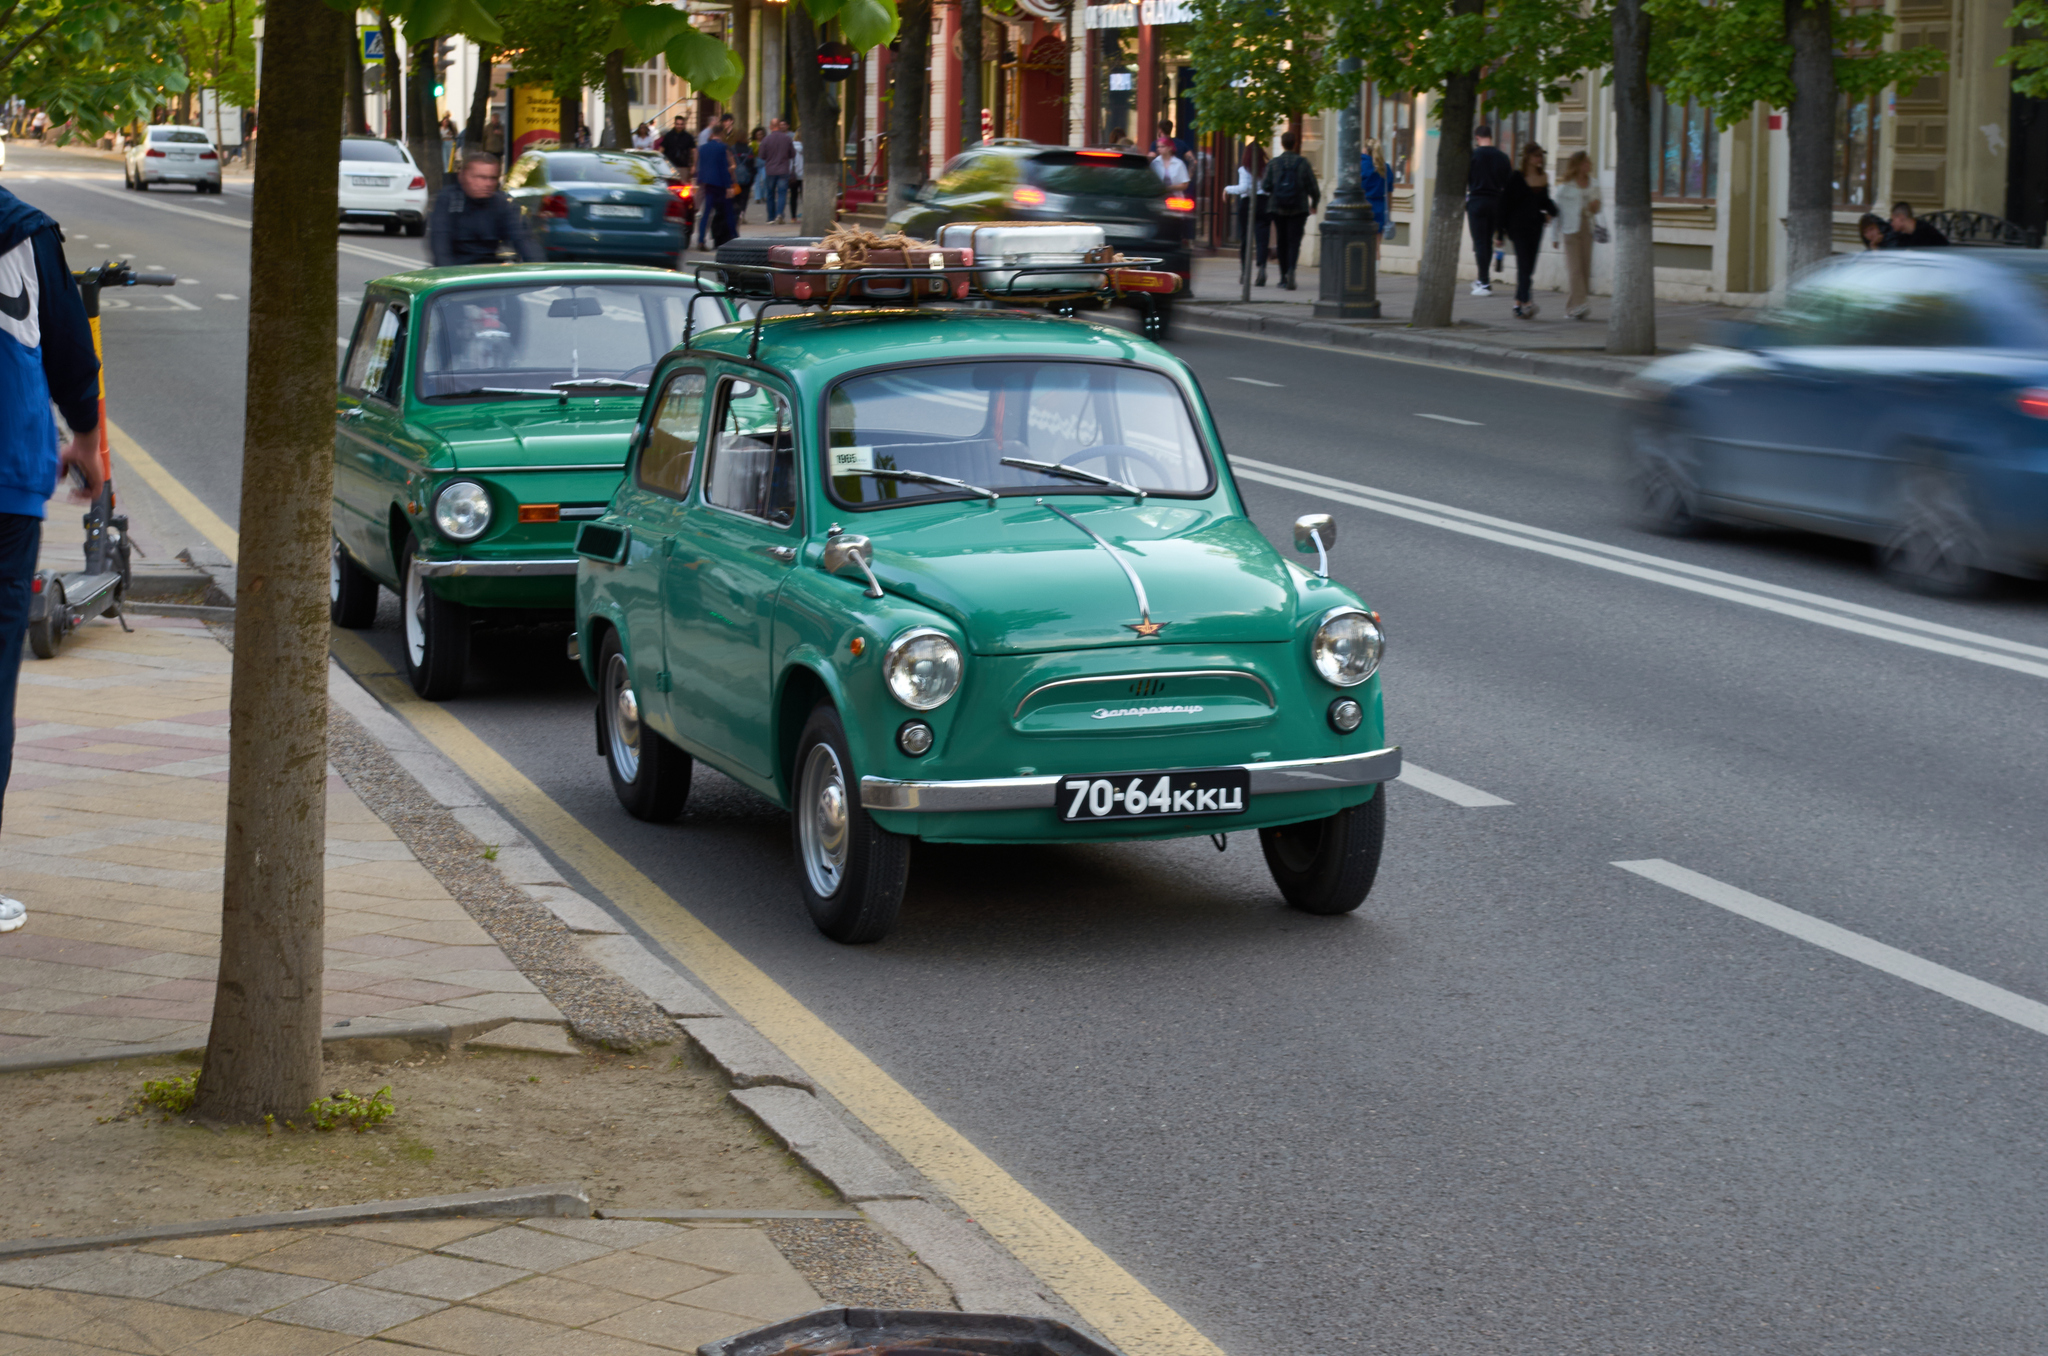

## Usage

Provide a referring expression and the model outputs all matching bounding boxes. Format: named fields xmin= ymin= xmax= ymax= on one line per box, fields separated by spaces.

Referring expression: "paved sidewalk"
xmin=0 ymin=1216 xmax=824 ymax=1352
xmin=0 ymin=610 xmax=562 ymax=1068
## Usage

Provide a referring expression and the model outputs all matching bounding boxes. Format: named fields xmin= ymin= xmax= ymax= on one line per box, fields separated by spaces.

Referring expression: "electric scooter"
xmin=28 ymin=260 xmax=177 ymax=658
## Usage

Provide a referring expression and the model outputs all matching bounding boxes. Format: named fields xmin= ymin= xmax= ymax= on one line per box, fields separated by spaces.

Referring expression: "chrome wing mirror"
xmin=1292 ymin=513 xmax=1336 ymax=578
xmin=821 ymin=533 xmax=884 ymax=598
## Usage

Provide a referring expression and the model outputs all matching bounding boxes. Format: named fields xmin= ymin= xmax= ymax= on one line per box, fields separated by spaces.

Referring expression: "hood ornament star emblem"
xmin=1125 ymin=616 xmax=1165 ymax=637
xmin=1038 ymin=500 xmax=1166 ymax=639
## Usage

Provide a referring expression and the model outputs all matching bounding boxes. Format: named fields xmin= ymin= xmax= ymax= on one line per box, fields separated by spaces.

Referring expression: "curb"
xmin=1178 ymin=301 xmax=1650 ymax=389
xmin=0 ymin=1017 xmax=516 ymax=1076
xmin=0 ymin=1183 xmax=591 ymax=1261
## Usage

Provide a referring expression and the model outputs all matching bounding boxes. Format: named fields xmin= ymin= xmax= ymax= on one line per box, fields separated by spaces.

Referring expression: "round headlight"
xmin=1310 ymin=607 xmax=1384 ymax=687
xmin=883 ymin=628 xmax=962 ymax=711
xmin=434 ymin=480 xmax=492 ymax=542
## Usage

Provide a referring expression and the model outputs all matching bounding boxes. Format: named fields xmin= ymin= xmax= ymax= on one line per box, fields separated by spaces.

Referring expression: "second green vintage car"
xmin=574 ymin=307 xmax=1398 ymax=943
xmin=331 ymin=264 xmax=738 ymax=698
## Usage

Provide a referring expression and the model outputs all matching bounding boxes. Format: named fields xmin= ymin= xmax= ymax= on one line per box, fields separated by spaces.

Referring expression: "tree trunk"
xmin=464 ymin=45 xmax=492 ymax=149
xmin=410 ymin=38 xmax=444 ymax=191
xmin=379 ymin=17 xmax=402 ymax=139
xmin=1412 ymin=62 xmax=1479 ymax=329
xmin=346 ymin=19 xmax=369 ymax=136
xmin=885 ymin=0 xmax=931 ymax=214
xmin=602 ymin=49 xmax=631 ymax=148
xmin=193 ymin=0 xmax=344 ymax=1126
xmin=558 ymin=79 xmax=583 ymax=149
xmin=1607 ymin=0 xmax=1655 ymax=355
xmin=732 ymin=0 xmax=752 ymax=136
xmin=1784 ymin=0 xmax=1835 ymax=282
xmin=791 ymin=4 xmax=842 ymax=233
xmin=961 ymin=0 xmax=982 ymax=147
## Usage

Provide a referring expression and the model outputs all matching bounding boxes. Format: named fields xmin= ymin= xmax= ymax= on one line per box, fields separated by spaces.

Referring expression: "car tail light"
xmin=1012 ymin=186 xmax=1047 ymax=207
xmin=1164 ymin=194 xmax=1195 ymax=213
xmin=540 ymin=193 xmax=570 ymax=219
xmin=2020 ymin=389 xmax=2048 ymax=418
xmin=199 ymin=150 xmax=218 ymax=160
xmin=671 ymin=182 xmax=694 ymax=200
xmin=518 ymin=504 xmax=562 ymax=523
xmin=1078 ymin=149 xmax=1122 ymax=158
xmin=664 ymin=193 xmax=686 ymax=221
xmin=409 ymin=175 xmax=426 ymax=189
xmin=144 ymin=148 xmax=165 ymax=158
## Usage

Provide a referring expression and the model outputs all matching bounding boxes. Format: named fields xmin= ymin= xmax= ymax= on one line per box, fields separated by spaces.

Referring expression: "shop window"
xmin=1835 ymin=92 xmax=1881 ymax=208
xmin=1476 ymin=101 xmax=1536 ymax=166
xmin=1650 ymin=87 xmax=1717 ymax=201
xmin=1364 ymin=86 xmax=1415 ymax=187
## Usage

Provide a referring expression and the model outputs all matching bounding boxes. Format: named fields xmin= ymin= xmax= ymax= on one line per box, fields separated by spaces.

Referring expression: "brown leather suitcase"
xmin=765 ymin=244 xmax=974 ymax=302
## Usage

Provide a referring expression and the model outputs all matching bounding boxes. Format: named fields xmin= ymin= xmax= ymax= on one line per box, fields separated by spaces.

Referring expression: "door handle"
xmin=761 ymin=545 xmax=796 ymax=563
xmin=340 ymin=407 xmax=366 ymax=420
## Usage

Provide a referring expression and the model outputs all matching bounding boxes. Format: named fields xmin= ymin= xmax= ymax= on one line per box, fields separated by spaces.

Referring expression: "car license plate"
xmin=589 ymin=204 xmax=644 ymax=219
xmin=1060 ymin=768 xmax=1249 ymax=822
xmin=350 ymin=176 xmax=390 ymax=187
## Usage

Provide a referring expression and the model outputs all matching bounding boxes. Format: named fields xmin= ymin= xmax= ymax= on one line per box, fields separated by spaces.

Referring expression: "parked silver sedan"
xmin=124 ymin=125 xmax=223 ymax=193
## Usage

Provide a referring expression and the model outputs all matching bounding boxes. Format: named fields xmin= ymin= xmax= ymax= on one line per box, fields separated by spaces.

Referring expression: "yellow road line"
xmin=105 ymin=419 xmax=241 ymax=562
xmin=326 ymin=627 xmax=1225 ymax=1356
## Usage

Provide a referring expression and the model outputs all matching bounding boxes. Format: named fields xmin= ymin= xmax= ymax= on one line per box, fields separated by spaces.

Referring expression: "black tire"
xmin=383 ymin=220 xmax=401 ymax=236
xmin=790 ymin=704 xmax=910 ymax=944
xmin=1259 ymin=788 xmax=1386 ymax=916
xmin=399 ymin=535 xmax=470 ymax=700
xmin=135 ymin=176 xmax=149 ymax=192
xmin=1881 ymin=464 xmax=1990 ymax=597
xmin=27 ymin=579 xmax=63 ymax=660
xmin=712 ymin=234 xmax=823 ymax=297
xmin=330 ymin=535 xmax=380 ymax=629
xmin=404 ymin=221 xmax=425 ymax=238
xmin=1623 ymin=417 xmax=1704 ymax=536
xmin=597 ymin=630 xmax=692 ymax=822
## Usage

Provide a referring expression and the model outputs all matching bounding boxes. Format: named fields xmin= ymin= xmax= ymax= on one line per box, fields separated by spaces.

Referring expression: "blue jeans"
xmin=762 ymin=174 xmax=790 ymax=221
xmin=0 ymin=513 xmax=42 ymax=825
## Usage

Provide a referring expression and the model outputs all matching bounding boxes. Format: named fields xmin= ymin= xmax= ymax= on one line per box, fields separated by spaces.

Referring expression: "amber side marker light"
xmin=518 ymin=504 xmax=562 ymax=523
xmin=1164 ymin=195 xmax=1195 ymax=213
xmin=1012 ymin=186 xmax=1048 ymax=207
xmin=849 ymin=636 xmax=866 ymax=656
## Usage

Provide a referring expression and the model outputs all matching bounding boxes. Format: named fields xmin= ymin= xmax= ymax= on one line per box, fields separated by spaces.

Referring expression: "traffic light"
xmin=432 ymin=38 xmax=454 ymax=99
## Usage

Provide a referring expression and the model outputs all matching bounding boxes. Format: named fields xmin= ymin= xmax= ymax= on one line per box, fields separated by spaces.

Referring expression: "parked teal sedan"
xmin=574 ymin=308 xmax=1397 ymax=943
xmin=332 ymin=263 xmax=737 ymax=699
xmin=504 ymin=150 xmax=692 ymax=268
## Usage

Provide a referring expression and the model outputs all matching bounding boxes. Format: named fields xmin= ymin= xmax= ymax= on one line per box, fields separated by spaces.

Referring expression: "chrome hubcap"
xmin=605 ymin=653 xmax=642 ymax=783
xmin=404 ymin=555 xmax=428 ymax=668
xmin=797 ymin=742 xmax=850 ymax=897
xmin=330 ymin=538 xmax=343 ymax=604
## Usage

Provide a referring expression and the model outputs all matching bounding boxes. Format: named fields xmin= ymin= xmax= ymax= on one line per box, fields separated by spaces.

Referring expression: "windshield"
xmin=341 ymin=140 xmax=409 ymax=163
xmin=541 ymin=153 xmax=664 ymax=185
xmin=825 ymin=361 xmax=1213 ymax=508
xmin=1026 ymin=153 xmax=1163 ymax=199
xmin=416 ymin=283 xmax=726 ymax=400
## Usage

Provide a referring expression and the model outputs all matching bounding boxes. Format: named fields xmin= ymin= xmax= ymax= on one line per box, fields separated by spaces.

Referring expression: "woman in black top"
xmin=1497 ymin=142 xmax=1557 ymax=318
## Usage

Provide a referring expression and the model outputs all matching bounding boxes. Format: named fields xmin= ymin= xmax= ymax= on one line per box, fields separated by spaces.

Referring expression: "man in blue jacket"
xmin=0 ymin=185 xmax=102 ymax=933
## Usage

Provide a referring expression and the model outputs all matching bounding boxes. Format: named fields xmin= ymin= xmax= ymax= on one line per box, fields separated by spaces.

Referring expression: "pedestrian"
xmin=428 ymin=150 xmax=544 ymax=267
xmin=695 ymin=123 xmax=737 ymax=248
xmin=0 ymin=185 xmax=105 ymax=933
xmin=659 ymin=115 xmax=695 ymax=177
xmin=1497 ymin=141 xmax=1555 ymax=319
xmin=1858 ymin=212 xmax=1890 ymax=250
xmin=439 ymin=113 xmax=457 ymax=143
xmin=1886 ymin=200 xmax=1949 ymax=247
xmin=1222 ymin=140 xmax=1270 ymax=286
xmin=483 ymin=112 xmax=505 ymax=157
xmin=633 ymin=121 xmax=655 ymax=151
xmin=30 ymin=108 xmax=47 ymax=142
xmin=789 ymin=134 xmax=804 ymax=218
xmin=1152 ymin=138 xmax=1190 ymax=192
xmin=759 ymin=118 xmax=795 ymax=224
xmin=1465 ymin=122 xmax=1512 ymax=296
xmin=1259 ymin=130 xmax=1319 ymax=291
xmin=1552 ymin=149 xmax=1600 ymax=320
xmin=1360 ymin=136 xmax=1392 ymax=260
xmin=733 ymin=129 xmax=760 ymax=221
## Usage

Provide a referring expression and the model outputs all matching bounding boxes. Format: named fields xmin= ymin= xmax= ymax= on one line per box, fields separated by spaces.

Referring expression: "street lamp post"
xmin=1313 ymin=58 xmax=1380 ymax=320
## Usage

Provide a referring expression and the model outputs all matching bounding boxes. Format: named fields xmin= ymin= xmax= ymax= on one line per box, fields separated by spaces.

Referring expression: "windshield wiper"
xmin=552 ymin=377 xmax=647 ymax=391
xmin=1001 ymin=456 xmax=1145 ymax=502
xmin=448 ymin=386 xmax=570 ymax=400
xmin=864 ymin=467 xmax=999 ymax=502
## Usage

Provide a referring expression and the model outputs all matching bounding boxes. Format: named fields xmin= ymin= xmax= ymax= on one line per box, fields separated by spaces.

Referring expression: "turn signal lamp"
xmin=539 ymin=193 xmax=571 ymax=218
xmin=144 ymin=148 xmax=165 ymax=158
xmin=409 ymin=174 xmax=427 ymax=190
xmin=1012 ymin=186 xmax=1048 ymax=207
xmin=2019 ymin=389 xmax=2048 ymax=419
xmin=1164 ymin=194 xmax=1195 ymax=213
xmin=199 ymin=150 xmax=219 ymax=160
xmin=518 ymin=504 xmax=561 ymax=523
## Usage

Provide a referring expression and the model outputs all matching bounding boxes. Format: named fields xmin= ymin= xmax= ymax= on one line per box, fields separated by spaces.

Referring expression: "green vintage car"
xmin=331 ymin=264 xmax=739 ymax=698
xmin=574 ymin=308 xmax=1398 ymax=943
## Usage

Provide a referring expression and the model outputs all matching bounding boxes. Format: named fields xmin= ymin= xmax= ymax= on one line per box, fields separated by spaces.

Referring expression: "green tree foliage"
xmin=180 ymin=0 xmax=257 ymax=112
xmin=1647 ymin=0 xmax=1941 ymax=118
xmin=1187 ymin=0 xmax=1331 ymax=140
xmin=0 ymin=0 xmax=191 ymax=135
xmin=2002 ymin=1 xmax=2048 ymax=98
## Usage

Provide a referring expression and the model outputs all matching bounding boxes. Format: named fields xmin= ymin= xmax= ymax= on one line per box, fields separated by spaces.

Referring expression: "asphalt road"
xmin=15 ymin=144 xmax=2048 ymax=1354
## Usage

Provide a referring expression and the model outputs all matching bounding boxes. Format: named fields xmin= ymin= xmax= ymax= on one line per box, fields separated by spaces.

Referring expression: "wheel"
xmin=1259 ymin=789 xmax=1386 ymax=916
xmin=135 ymin=175 xmax=148 ymax=192
xmin=123 ymin=167 xmax=134 ymax=190
xmin=27 ymin=578 xmax=63 ymax=660
xmin=597 ymin=631 xmax=691 ymax=822
xmin=1139 ymin=298 xmax=1174 ymax=341
xmin=400 ymin=536 xmax=470 ymax=700
xmin=330 ymin=535 xmax=380 ymax=628
xmin=1623 ymin=417 xmax=1704 ymax=535
xmin=383 ymin=220 xmax=401 ymax=236
xmin=1881 ymin=464 xmax=1989 ymax=597
xmin=790 ymin=704 xmax=910 ymax=944
xmin=404 ymin=221 xmax=425 ymax=238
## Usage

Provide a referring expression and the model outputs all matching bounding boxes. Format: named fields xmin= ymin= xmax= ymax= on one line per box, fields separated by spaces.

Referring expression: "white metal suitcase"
xmin=936 ymin=221 xmax=1110 ymax=293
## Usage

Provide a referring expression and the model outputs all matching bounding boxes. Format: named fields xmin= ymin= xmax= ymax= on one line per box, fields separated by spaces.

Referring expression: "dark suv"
xmin=886 ymin=141 xmax=1193 ymax=336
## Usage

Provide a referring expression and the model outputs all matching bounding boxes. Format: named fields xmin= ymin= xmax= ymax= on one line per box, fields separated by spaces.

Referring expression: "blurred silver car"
xmin=338 ymin=137 xmax=428 ymax=236
xmin=125 ymin=125 xmax=222 ymax=193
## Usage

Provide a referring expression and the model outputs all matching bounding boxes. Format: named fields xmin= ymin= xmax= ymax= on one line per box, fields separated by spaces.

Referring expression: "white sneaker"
xmin=0 ymin=896 xmax=23 ymax=932
xmin=1470 ymin=281 xmax=1492 ymax=296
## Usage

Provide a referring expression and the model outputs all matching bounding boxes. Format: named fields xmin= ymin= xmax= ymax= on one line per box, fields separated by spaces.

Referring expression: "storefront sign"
xmin=817 ymin=42 xmax=856 ymax=80
xmin=1016 ymin=0 xmax=1067 ymax=18
xmin=511 ymin=85 xmax=560 ymax=158
xmin=1084 ymin=0 xmax=1190 ymax=27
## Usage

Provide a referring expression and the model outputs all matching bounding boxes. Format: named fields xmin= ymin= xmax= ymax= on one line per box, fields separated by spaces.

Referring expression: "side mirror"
xmin=1292 ymin=513 xmax=1336 ymax=578
xmin=821 ymin=533 xmax=884 ymax=598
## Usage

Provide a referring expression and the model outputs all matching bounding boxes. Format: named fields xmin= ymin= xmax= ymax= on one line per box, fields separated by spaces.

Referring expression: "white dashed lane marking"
xmin=1230 ymin=377 xmax=1283 ymax=387
xmin=1399 ymin=764 xmax=1512 ymax=807
xmin=1415 ymin=413 xmax=1482 ymax=425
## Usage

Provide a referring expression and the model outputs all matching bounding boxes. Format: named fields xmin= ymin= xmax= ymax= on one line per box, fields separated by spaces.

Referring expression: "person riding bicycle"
xmin=428 ymin=151 xmax=543 ymax=268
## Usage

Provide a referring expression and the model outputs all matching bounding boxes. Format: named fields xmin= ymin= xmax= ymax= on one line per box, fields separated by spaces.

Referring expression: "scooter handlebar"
xmin=131 ymin=272 xmax=178 ymax=287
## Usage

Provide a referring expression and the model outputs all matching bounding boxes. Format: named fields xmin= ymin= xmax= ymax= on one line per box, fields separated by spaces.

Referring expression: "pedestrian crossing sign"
xmin=361 ymin=27 xmax=385 ymax=64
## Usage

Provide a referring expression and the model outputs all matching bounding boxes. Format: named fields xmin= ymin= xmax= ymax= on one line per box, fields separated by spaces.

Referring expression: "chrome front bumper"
xmin=414 ymin=557 xmax=580 ymax=578
xmin=861 ymin=746 xmax=1402 ymax=813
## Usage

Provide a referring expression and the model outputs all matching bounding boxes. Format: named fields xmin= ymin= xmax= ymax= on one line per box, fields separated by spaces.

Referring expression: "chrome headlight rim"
xmin=433 ymin=479 xmax=492 ymax=543
xmin=882 ymin=626 xmax=963 ymax=712
xmin=1309 ymin=605 xmax=1384 ymax=688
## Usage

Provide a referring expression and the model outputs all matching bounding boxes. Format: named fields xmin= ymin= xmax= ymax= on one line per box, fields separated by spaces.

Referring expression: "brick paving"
xmin=0 ymin=1217 xmax=826 ymax=1352
xmin=0 ymin=613 xmax=563 ymax=1067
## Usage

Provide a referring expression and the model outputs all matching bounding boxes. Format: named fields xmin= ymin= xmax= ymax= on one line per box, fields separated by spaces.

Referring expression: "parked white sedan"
xmin=125 ymin=125 xmax=222 ymax=193
xmin=338 ymin=137 xmax=428 ymax=237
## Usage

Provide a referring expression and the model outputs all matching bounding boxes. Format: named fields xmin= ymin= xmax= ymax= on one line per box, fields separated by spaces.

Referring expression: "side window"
xmin=932 ymin=153 xmax=981 ymax=195
xmin=701 ymin=378 xmax=796 ymax=527
xmin=505 ymin=155 xmax=539 ymax=189
xmin=637 ymin=370 xmax=706 ymax=498
xmin=343 ymin=301 xmax=405 ymax=401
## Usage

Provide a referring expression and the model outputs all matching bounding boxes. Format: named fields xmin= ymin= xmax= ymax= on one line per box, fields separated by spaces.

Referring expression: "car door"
xmin=335 ymin=295 xmax=410 ymax=581
xmin=608 ymin=366 xmax=706 ymax=741
xmin=663 ymin=373 xmax=800 ymax=777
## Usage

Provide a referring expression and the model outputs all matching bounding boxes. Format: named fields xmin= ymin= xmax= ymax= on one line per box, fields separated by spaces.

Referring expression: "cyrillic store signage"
xmin=1084 ymin=0 xmax=1191 ymax=28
